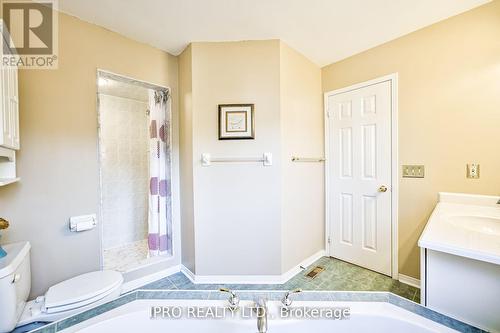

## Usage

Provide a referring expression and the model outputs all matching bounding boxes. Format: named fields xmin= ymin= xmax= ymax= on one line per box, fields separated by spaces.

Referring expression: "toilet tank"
xmin=0 ymin=241 xmax=31 ymax=333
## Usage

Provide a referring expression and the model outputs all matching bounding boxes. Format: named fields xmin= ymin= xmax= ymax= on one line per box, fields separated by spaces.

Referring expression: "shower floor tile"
xmin=103 ymin=239 xmax=149 ymax=272
xmin=138 ymin=256 xmax=420 ymax=302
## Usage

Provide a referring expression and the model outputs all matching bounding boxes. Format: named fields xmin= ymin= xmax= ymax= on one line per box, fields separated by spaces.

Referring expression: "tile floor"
xmin=103 ymin=239 xmax=149 ymax=272
xmin=140 ymin=256 xmax=420 ymax=303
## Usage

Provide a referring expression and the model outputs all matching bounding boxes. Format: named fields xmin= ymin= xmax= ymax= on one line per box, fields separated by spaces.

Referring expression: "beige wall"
xmin=279 ymin=42 xmax=324 ymax=272
xmin=191 ymin=40 xmax=283 ymax=275
xmin=178 ymin=40 xmax=325 ymax=276
xmin=0 ymin=12 xmax=180 ymax=296
xmin=322 ymin=1 xmax=500 ymax=278
xmin=178 ymin=45 xmax=196 ymax=272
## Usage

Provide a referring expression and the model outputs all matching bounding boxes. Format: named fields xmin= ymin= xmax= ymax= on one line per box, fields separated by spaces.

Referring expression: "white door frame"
xmin=324 ymin=73 xmax=399 ymax=279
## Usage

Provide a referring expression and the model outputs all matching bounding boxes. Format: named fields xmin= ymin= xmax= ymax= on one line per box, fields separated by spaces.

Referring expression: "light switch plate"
xmin=466 ymin=163 xmax=480 ymax=179
xmin=402 ymin=165 xmax=425 ymax=178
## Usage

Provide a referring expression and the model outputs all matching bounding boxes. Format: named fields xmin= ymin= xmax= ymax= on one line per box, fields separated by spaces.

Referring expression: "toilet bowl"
xmin=0 ymin=241 xmax=123 ymax=333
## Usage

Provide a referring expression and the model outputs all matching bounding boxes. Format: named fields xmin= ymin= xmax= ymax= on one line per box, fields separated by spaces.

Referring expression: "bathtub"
xmin=58 ymin=299 xmax=461 ymax=333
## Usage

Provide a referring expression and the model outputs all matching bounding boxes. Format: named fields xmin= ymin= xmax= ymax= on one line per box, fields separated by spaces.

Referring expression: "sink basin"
xmin=447 ymin=215 xmax=500 ymax=236
xmin=418 ymin=192 xmax=500 ymax=266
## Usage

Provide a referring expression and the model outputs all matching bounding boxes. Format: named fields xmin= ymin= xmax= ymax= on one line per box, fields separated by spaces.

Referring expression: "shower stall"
xmin=96 ymin=71 xmax=173 ymax=273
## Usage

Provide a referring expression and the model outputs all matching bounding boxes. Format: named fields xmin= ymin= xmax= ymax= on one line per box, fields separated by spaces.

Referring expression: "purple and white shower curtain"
xmin=148 ymin=89 xmax=173 ymax=257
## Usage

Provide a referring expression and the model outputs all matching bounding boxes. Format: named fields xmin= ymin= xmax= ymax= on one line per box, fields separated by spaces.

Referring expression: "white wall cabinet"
xmin=0 ymin=21 xmax=20 ymax=185
xmin=0 ymin=34 xmax=20 ymax=150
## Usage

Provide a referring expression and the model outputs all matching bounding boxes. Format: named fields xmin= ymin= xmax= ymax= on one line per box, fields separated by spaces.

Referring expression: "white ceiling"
xmin=59 ymin=0 xmax=490 ymax=66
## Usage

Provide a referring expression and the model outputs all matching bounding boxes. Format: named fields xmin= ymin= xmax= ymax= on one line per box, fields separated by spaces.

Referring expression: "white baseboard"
xmin=398 ymin=274 xmax=420 ymax=289
xmin=281 ymin=249 xmax=327 ymax=282
xmin=180 ymin=265 xmax=196 ymax=282
xmin=121 ymin=264 xmax=181 ymax=293
xmin=121 ymin=250 xmax=326 ymax=291
xmin=181 ymin=250 xmax=326 ymax=285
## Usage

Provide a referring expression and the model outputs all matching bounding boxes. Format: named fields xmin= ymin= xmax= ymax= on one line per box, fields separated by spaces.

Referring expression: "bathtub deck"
xmin=34 ymin=290 xmax=483 ymax=333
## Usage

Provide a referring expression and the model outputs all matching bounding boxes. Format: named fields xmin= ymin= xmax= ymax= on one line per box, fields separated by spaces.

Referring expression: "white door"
xmin=326 ymin=80 xmax=393 ymax=276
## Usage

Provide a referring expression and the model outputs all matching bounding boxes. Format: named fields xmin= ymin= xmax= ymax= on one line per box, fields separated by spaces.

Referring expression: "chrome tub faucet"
xmin=254 ymin=298 xmax=268 ymax=333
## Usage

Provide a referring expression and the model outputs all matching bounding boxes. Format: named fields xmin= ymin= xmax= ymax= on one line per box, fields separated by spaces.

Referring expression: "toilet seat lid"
xmin=45 ymin=270 xmax=123 ymax=309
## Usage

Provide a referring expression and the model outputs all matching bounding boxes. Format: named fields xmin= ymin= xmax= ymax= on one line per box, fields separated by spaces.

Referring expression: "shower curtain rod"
xmin=97 ymin=69 xmax=170 ymax=91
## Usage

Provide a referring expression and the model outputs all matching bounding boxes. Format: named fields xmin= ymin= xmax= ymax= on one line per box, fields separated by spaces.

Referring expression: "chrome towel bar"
xmin=291 ymin=156 xmax=325 ymax=162
xmin=201 ymin=153 xmax=273 ymax=166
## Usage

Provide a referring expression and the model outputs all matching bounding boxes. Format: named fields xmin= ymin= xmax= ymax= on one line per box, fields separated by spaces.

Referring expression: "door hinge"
xmin=327 ymin=236 xmax=331 ymax=244
xmin=326 ymin=110 xmax=333 ymax=118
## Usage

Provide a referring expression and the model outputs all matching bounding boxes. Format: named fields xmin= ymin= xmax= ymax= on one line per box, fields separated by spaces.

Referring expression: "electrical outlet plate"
xmin=402 ymin=165 xmax=425 ymax=178
xmin=466 ymin=163 xmax=480 ymax=179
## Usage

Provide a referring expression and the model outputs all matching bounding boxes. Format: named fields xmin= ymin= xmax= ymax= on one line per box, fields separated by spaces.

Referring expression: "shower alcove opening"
xmin=96 ymin=70 xmax=174 ymax=275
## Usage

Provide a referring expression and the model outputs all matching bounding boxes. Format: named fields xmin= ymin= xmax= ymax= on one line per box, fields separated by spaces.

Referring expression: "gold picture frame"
xmin=218 ymin=104 xmax=255 ymax=140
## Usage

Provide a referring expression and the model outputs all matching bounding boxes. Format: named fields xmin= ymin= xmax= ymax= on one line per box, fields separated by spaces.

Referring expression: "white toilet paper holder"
xmin=69 ymin=214 xmax=97 ymax=232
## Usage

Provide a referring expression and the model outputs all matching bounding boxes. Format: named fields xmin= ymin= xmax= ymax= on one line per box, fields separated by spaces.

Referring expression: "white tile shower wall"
xmin=99 ymin=94 xmax=150 ymax=250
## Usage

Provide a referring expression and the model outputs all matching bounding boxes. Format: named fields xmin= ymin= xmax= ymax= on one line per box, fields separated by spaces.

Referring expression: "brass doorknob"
xmin=0 ymin=218 xmax=9 ymax=230
xmin=378 ymin=185 xmax=388 ymax=193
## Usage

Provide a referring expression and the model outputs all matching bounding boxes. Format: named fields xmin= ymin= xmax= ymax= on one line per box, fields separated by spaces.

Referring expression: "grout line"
xmin=411 ymin=289 xmax=418 ymax=302
xmin=166 ymin=276 xmax=177 ymax=289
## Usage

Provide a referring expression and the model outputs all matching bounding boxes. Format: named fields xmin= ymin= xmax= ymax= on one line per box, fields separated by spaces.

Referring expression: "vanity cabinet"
xmin=0 ymin=32 xmax=20 ymax=150
xmin=419 ymin=193 xmax=500 ymax=332
xmin=421 ymin=249 xmax=500 ymax=332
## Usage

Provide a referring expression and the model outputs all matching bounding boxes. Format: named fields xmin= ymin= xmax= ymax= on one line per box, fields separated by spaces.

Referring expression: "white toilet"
xmin=0 ymin=241 xmax=123 ymax=333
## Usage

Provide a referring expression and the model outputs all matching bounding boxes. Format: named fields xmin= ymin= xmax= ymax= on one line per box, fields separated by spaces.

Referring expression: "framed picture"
xmin=218 ymin=104 xmax=255 ymax=140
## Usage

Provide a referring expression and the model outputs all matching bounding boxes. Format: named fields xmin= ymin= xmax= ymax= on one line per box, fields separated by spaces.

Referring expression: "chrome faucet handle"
xmin=282 ymin=288 xmax=302 ymax=308
xmin=219 ymin=288 xmax=240 ymax=309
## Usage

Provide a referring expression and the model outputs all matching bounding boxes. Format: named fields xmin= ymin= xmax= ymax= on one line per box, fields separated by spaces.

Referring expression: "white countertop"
xmin=418 ymin=192 xmax=500 ymax=265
